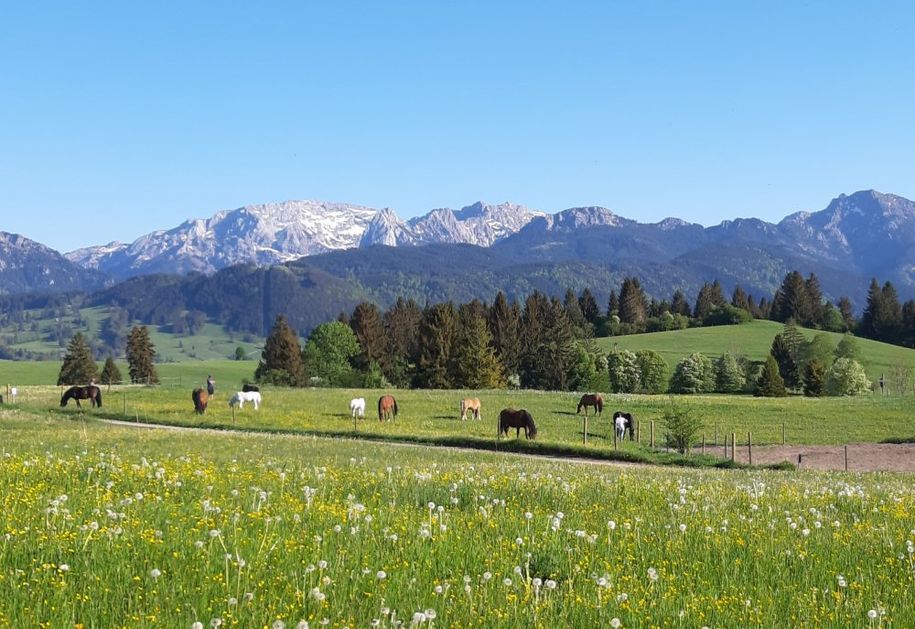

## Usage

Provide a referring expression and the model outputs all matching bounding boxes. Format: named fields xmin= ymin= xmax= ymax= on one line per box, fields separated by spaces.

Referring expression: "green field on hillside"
xmin=0 ymin=412 xmax=913 ymax=627
xmin=597 ymin=320 xmax=915 ymax=382
xmin=0 ymin=305 xmax=263 ymax=361
xmin=0 ymin=359 xmax=260 ymax=387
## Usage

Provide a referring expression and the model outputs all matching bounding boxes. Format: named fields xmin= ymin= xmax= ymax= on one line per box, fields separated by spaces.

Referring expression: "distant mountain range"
xmin=2 ymin=190 xmax=915 ymax=334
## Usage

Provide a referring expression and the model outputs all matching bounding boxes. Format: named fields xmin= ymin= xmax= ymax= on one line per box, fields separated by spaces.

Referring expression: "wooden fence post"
xmin=730 ymin=432 xmax=736 ymax=462
xmin=583 ymin=415 xmax=588 ymax=445
xmin=232 ymin=404 xmax=236 ymax=426
xmin=636 ymin=421 xmax=640 ymax=444
xmin=844 ymin=445 xmax=848 ymax=471
xmin=612 ymin=421 xmax=617 ymax=450
xmin=123 ymin=392 xmax=127 ymax=417
xmin=701 ymin=434 xmax=706 ymax=455
xmin=782 ymin=422 xmax=786 ymax=445
xmin=748 ymin=432 xmax=752 ymax=465
xmin=650 ymin=421 xmax=655 ymax=448
xmin=714 ymin=424 xmax=718 ymax=445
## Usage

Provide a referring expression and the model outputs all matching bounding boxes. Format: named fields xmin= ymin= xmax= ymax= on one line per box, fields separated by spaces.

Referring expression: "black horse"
xmin=612 ymin=410 xmax=635 ymax=441
xmin=499 ymin=408 xmax=537 ymax=439
xmin=60 ymin=385 xmax=102 ymax=409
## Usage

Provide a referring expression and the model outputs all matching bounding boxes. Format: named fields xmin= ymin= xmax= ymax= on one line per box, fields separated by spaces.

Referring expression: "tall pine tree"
xmin=125 ymin=326 xmax=159 ymax=384
xmin=415 ymin=302 xmax=457 ymax=389
xmin=578 ymin=288 xmax=601 ymax=325
xmin=488 ymin=292 xmax=522 ymax=378
xmin=618 ymin=277 xmax=648 ymax=325
xmin=58 ymin=332 xmax=98 ymax=385
xmin=99 ymin=355 xmax=122 ymax=386
xmin=254 ymin=315 xmax=305 ymax=386
xmin=453 ymin=305 xmax=504 ymax=388
xmin=350 ymin=302 xmax=385 ymax=371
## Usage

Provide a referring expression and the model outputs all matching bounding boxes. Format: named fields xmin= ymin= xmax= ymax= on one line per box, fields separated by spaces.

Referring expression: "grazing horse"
xmin=378 ymin=395 xmax=398 ymax=422
xmin=499 ymin=408 xmax=537 ymax=439
xmin=612 ymin=411 xmax=634 ymax=441
xmin=350 ymin=397 xmax=366 ymax=419
xmin=577 ymin=393 xmax=604 ymax=416
xmin=229 ymin=391 xmax=261 ymax=410
xmin=192 ymin=388 xmax=209 ymax=415
xmin=242 ymin=383 xmax=260 ymax=393
xmin=60 ymin=385 xmax=102 ymax=409
xmin=460 ymin=397 xmax=481 ymax=421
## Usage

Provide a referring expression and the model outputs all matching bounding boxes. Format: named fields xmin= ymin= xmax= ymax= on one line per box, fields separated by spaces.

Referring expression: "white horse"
xmin=615 ymin=414 xmax=628 ymax=441
xmin=9 ymin=387 xmax=17 ymax=402
xmin=229 ymin=391 xmax=261 ymax=410
xmin=350 ymin=397 xmax=366 ymax=419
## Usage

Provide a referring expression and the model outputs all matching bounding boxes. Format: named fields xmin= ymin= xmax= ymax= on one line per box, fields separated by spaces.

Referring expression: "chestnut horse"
xmin=60 ymin=385 xmax=102 ymax=408
xmin=460 ymin=397 xmax=481 ymax=421
xmin=499 ymin=408 xmax=537 ymax=439
xmin=192 ymin=388 xmax=209 ymax=415
xmin=577 ymin=393 xmax=603 ymax=416
xmin=378 ymin=395 xmax=398 ymax=422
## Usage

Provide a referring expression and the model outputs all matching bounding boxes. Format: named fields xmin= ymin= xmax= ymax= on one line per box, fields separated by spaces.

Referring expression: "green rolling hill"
xmin=596 ymin=320 xmax=915 ymax=382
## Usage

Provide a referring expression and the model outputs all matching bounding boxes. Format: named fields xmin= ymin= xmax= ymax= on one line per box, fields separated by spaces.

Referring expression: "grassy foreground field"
xmin=12 ymin=382 xmax=915 ymax=449
xmin=0 ymin=410 xmax=912 ymax=627
xmin=597 ymin=320 xmax=915 ymax=383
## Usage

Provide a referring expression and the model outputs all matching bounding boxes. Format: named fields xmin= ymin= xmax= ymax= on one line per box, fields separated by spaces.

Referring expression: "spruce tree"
xmin=453 ymin=307 xmax=504 ymax=389
xmin=415 ymin=302 xmax=457 ymax=388
xmin=254 ymin=315 xmax=305 ymax=386
xmin=382 ymin=297 xmax=422 ymax=386
xmin=607 ymin=289 xmax=620 ymax=316
xmin=693 ymin=281 xmax=726 ymax=320
xmin=563 ymin=288 xmax=588 ymax=334
xmin=519 ymin=292 xmax=551 ymax=388
xmin=578 ymin=288 xmax=601 ymax=325
xmin=771 ymin=271 xmax=812 ymax=324
xmin=99 ymin=355 xmax=122 ymax=386
xmin=670 ymin=290 xmax=691 ymax=316
xmin=125 ymin=326 xmax=159 ymax=384
xmin=488 ymin=292 xmax=521 ymax=377
xmin=57 ymin=332 xmax=99 ymax=385
xmin=731 ymin=285 xmax=750 ymax=312
xmin=350 ymin=302 xmax=385 ymax=370
xmin=837 ymin=296 xmax=856 ymax=331
xmin=803 ymin=359 xmax=827 ymax=397
xmin=618 ymin=277 xmax=647 ymax=325
xmin=755 ymin=355 xmax=787 ymax=397
xmin=859 ymin=279 xmax=883 ymax=339
xmin=804 ymin=273 xmax=825 ymax=327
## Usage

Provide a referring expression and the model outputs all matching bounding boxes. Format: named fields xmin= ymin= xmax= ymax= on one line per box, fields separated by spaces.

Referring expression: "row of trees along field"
xmin=56 ymin=326 xmax=159 ymax=386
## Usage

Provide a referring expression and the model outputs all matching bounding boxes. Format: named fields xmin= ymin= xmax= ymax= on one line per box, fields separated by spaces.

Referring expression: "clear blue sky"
xmin=2 ymin=1 xmax=914 ymax=252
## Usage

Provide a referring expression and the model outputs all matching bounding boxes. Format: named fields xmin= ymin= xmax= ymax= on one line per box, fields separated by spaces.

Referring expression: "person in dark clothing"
xmin=206 ymin=375 xmax=216 ymax=397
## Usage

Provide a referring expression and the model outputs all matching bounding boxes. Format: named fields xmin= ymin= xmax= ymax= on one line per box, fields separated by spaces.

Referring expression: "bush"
xmin=755 ymin=355 xmax=787 ymax=397
xmin=714 ymin=352 xmax=745 ymax=393
xmin=703 ymin=305 xmax=752 ymax=326
xmin=826 ymin=358 xmax=871 ymax=396
xmin=669 ymin=353 xmax=714 ymax=394
xmin=607 ymin=349 xmax=641 ymax=393
xmin=636 ymin=350 xmax=668 ymax=394
xmin=662 ymin=401 xmax=703 ymax=454
xmin=803 ymin=359 xmax=827 ymax=397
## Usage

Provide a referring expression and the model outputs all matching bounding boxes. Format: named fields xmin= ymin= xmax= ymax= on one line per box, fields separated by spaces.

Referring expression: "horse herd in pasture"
xmin=56 ymin=383 xmax=635 ymax=443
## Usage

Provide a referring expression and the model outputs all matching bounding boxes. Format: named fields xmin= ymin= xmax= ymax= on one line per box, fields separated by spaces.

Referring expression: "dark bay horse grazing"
xmin=613 ymin=411 xmax=635 ymax=441
xmin=378 ymin=395 xmax=398 ymax=422
xmin=60 ymin=385 xmax=102 ymax=408
xmin=242 ymin=384 xmax=260 ymax=393
xmin=577 ymin=393 xmax=603 ymax=416
xmin=192 ymin=388 xmax=209 ymax=415
xmin=499 ymin=408 xmax=537 ymax=439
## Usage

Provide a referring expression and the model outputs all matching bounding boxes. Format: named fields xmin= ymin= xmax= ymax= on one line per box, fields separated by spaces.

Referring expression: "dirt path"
xmin=99 ymin=418 xmax=915 ymax=473
xmin=704 ymin=443 xmax=915 ymax=472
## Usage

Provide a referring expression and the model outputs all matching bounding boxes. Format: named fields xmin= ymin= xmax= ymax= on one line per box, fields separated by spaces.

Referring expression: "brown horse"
xmin=577 ymin=393 xmax=603 ymax=416
xmin=60 ymin=385 xmax=102 ymax=408
xmin=499 ymin=408 xmax=537 ymax=439
xmin=378 ymin=395 xmax=398 ymax=422
xmin=192 ymin=388 xmax=209 ymax=415
xmin=460 ymin=397 xmax=481 ymax=421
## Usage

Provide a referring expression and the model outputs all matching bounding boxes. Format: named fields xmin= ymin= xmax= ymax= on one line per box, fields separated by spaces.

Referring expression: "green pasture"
xmin=12 ymin=382 xmax=915 ymax=449
xmin=0 ymin=413 xmax=913 ymax=627
xmin=0 ymin=359 xmax=259 ymax=387
xmin=598 ymin=319 xmax=915 ymax=382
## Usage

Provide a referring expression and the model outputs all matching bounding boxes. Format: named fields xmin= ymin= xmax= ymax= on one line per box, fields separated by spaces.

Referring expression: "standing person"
xmin=206 ymin=374 xmax=216 ymax=397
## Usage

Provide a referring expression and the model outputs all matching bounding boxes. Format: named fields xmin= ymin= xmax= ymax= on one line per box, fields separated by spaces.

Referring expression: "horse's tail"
xmin=378 ymin=397 xmax=383 ymax=421
xmin=596 ymin=397 xmax=602 ymax=414
xmin=460 ymin=399 xmax=466 ymax=416
xmin=393 ymin=398 xmax=398 ymax=417
xmin=95 ymin=388 xmax=102 ymax=408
